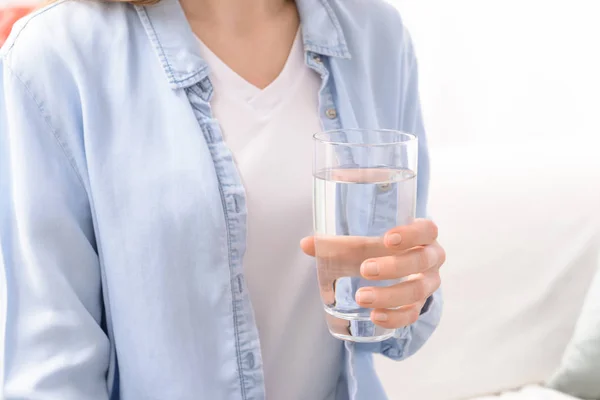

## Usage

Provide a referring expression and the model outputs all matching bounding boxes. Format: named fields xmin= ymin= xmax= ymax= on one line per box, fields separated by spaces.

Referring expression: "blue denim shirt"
xmin=0 ymin=0 xmax=442 ymax=398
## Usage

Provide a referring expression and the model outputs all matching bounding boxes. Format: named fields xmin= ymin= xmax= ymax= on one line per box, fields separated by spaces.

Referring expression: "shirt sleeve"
xmin=357 ymin=288 xmax=442 ymax=361
xmin=355 ymin=27 xmax=443 ymax=360
xmin=1 ymin=61 xmax=110 ymax=399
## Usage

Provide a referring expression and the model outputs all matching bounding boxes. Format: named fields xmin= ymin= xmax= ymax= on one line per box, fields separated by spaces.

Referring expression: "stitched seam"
xmin=194 ymin=114 xmax=247 ymax=398
xmin=135 ymin=6 xmax=177 ymax=84
xmin=186 ymin=87 xmax=204 ymax=113
xmin=136 ymin=7 xmax=208 ymax=87
xmin=1 ymin=0 xmax=69 ymax=57
xmin=171 ymin=67 xmax=209 ymax=86
xmin=304 ymin=42 xmax=346 ymax=58
xmin=304 ymin=39 xmax=351 ymax=59
xmin=4 ymin=64 xmax=88 ymax=193
xmin=214 ymin=159 xmax=247 ymax=400
xmin=319 ymin=0 xmax=350 ymax=56
xmin=189 ymin=85 xmax=203 ymax=98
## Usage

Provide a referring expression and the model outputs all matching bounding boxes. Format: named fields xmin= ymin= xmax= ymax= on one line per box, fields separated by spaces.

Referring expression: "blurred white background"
xmin=389 ymin=0 xmax=600 ymax=148
xmin=377 ymin=1 xmax=600 ymax=399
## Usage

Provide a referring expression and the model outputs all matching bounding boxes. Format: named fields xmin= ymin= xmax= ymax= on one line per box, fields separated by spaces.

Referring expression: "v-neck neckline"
xmin=197 ymin=29 xmax=304 ymax=109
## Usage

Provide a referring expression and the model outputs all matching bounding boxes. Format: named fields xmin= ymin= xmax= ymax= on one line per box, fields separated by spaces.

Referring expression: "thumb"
xmin=300 ymin=236 xmax=316 ymax=257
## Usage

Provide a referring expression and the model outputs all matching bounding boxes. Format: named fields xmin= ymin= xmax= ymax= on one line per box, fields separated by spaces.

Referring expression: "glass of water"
xmin=313 ymin=129 xmax=418 ymax=342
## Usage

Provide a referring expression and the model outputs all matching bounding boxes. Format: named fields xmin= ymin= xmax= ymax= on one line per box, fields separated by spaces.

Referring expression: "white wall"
xmin=389 ymin=0 xmax=600 ymax=148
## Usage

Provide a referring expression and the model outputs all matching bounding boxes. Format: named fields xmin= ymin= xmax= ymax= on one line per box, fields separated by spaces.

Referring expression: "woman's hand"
xmin=300 ymin=219 xmax=445 ymax=329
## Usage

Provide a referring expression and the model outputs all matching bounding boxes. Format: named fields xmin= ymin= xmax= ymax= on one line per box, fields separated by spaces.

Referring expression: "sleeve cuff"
xmin=355 ymin=287 xmax=443 ymax=360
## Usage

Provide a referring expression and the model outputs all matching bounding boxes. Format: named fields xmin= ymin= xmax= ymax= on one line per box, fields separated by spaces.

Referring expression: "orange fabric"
xmin=0 ymin=7 xmax=34 ymax=47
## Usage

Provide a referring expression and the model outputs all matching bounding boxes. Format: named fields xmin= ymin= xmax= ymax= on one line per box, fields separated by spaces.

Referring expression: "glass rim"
xmin=313 ymin=129 xmax=417 ymax=147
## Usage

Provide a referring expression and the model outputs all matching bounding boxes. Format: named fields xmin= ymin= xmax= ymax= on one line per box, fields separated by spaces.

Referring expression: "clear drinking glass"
xmin=313 ymin=129 xmax=418 ymax=342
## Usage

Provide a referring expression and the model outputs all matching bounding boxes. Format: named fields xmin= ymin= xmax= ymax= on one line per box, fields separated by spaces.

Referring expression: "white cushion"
xmin=548 ymin=266 xmax=600 ymax=399
xmin=470 ymin=385 xmax=581 ymax=400
xmin=376 ymin=142 xmax=600 ymax=399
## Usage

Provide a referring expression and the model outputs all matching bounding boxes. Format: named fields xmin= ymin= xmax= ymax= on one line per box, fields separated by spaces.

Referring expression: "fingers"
xmin=300 ymin=236 xmax=316 ymax=257
xmin=300 ymin=220 xmax=439 ymax=260
xmin=360 ymin=242 xmax=445 ymax=280
xmin=301 ymin=235 xmax=387 ymax=261
xmin=355 ymin=269 xmax=441 ymax=309
xmin=304 ymin=235 xmax=390 ymax=280
xmin=383 ymin=219 xmax=438 ymax=251
xmin=370 ymin=303 xmax=422 ymax=329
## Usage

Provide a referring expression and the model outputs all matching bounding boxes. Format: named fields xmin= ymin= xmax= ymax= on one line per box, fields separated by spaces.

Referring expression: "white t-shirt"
xmin=198 ymin=31 xmax=343 ymax=400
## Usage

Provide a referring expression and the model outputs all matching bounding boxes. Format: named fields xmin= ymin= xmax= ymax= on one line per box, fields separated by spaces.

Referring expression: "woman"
xmin=0 ymin=0 xmax=445 ymax=399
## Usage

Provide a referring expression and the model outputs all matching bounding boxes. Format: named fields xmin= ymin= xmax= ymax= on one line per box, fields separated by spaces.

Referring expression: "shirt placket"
xmin=187 ymin=76 xmax=266 ymax=400
xmin=306 ymin=52 xmax=341 ymax=131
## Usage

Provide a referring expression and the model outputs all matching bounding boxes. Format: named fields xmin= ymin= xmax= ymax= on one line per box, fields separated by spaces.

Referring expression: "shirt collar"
xmin=296 ymin=0 xmax=351 ymax=59
xmin=135 ymin=0 xmax=350 ymax=89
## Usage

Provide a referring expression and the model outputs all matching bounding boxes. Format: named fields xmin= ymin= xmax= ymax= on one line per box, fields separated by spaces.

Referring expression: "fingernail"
xmin=373 ymin=312 xmax=388 ymax=322
xmin=361 ymin=261 xmax=380 ymax=277
xmin=356 ymin=289 xmax=375 ymax=304
xmin=386 ymin=233 xmax=402 ymax=247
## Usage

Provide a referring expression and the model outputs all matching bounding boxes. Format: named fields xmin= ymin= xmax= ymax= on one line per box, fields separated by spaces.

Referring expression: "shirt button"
xmin=377 ymin=182 xmax=392 ymax=192
xmin=245 ymin=352 xmax=256 ymax=369
xmin=313 ymin=54 xmax=322 ymax=64
xmin=325 ymin=108 xmax=337 ymax=119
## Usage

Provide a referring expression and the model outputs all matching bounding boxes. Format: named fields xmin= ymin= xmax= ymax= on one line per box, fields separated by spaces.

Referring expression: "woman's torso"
xmin=0 ymin=0 xmax=428 ymax=398
xmin=196 ymin=29 xmax=343 ymax=400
